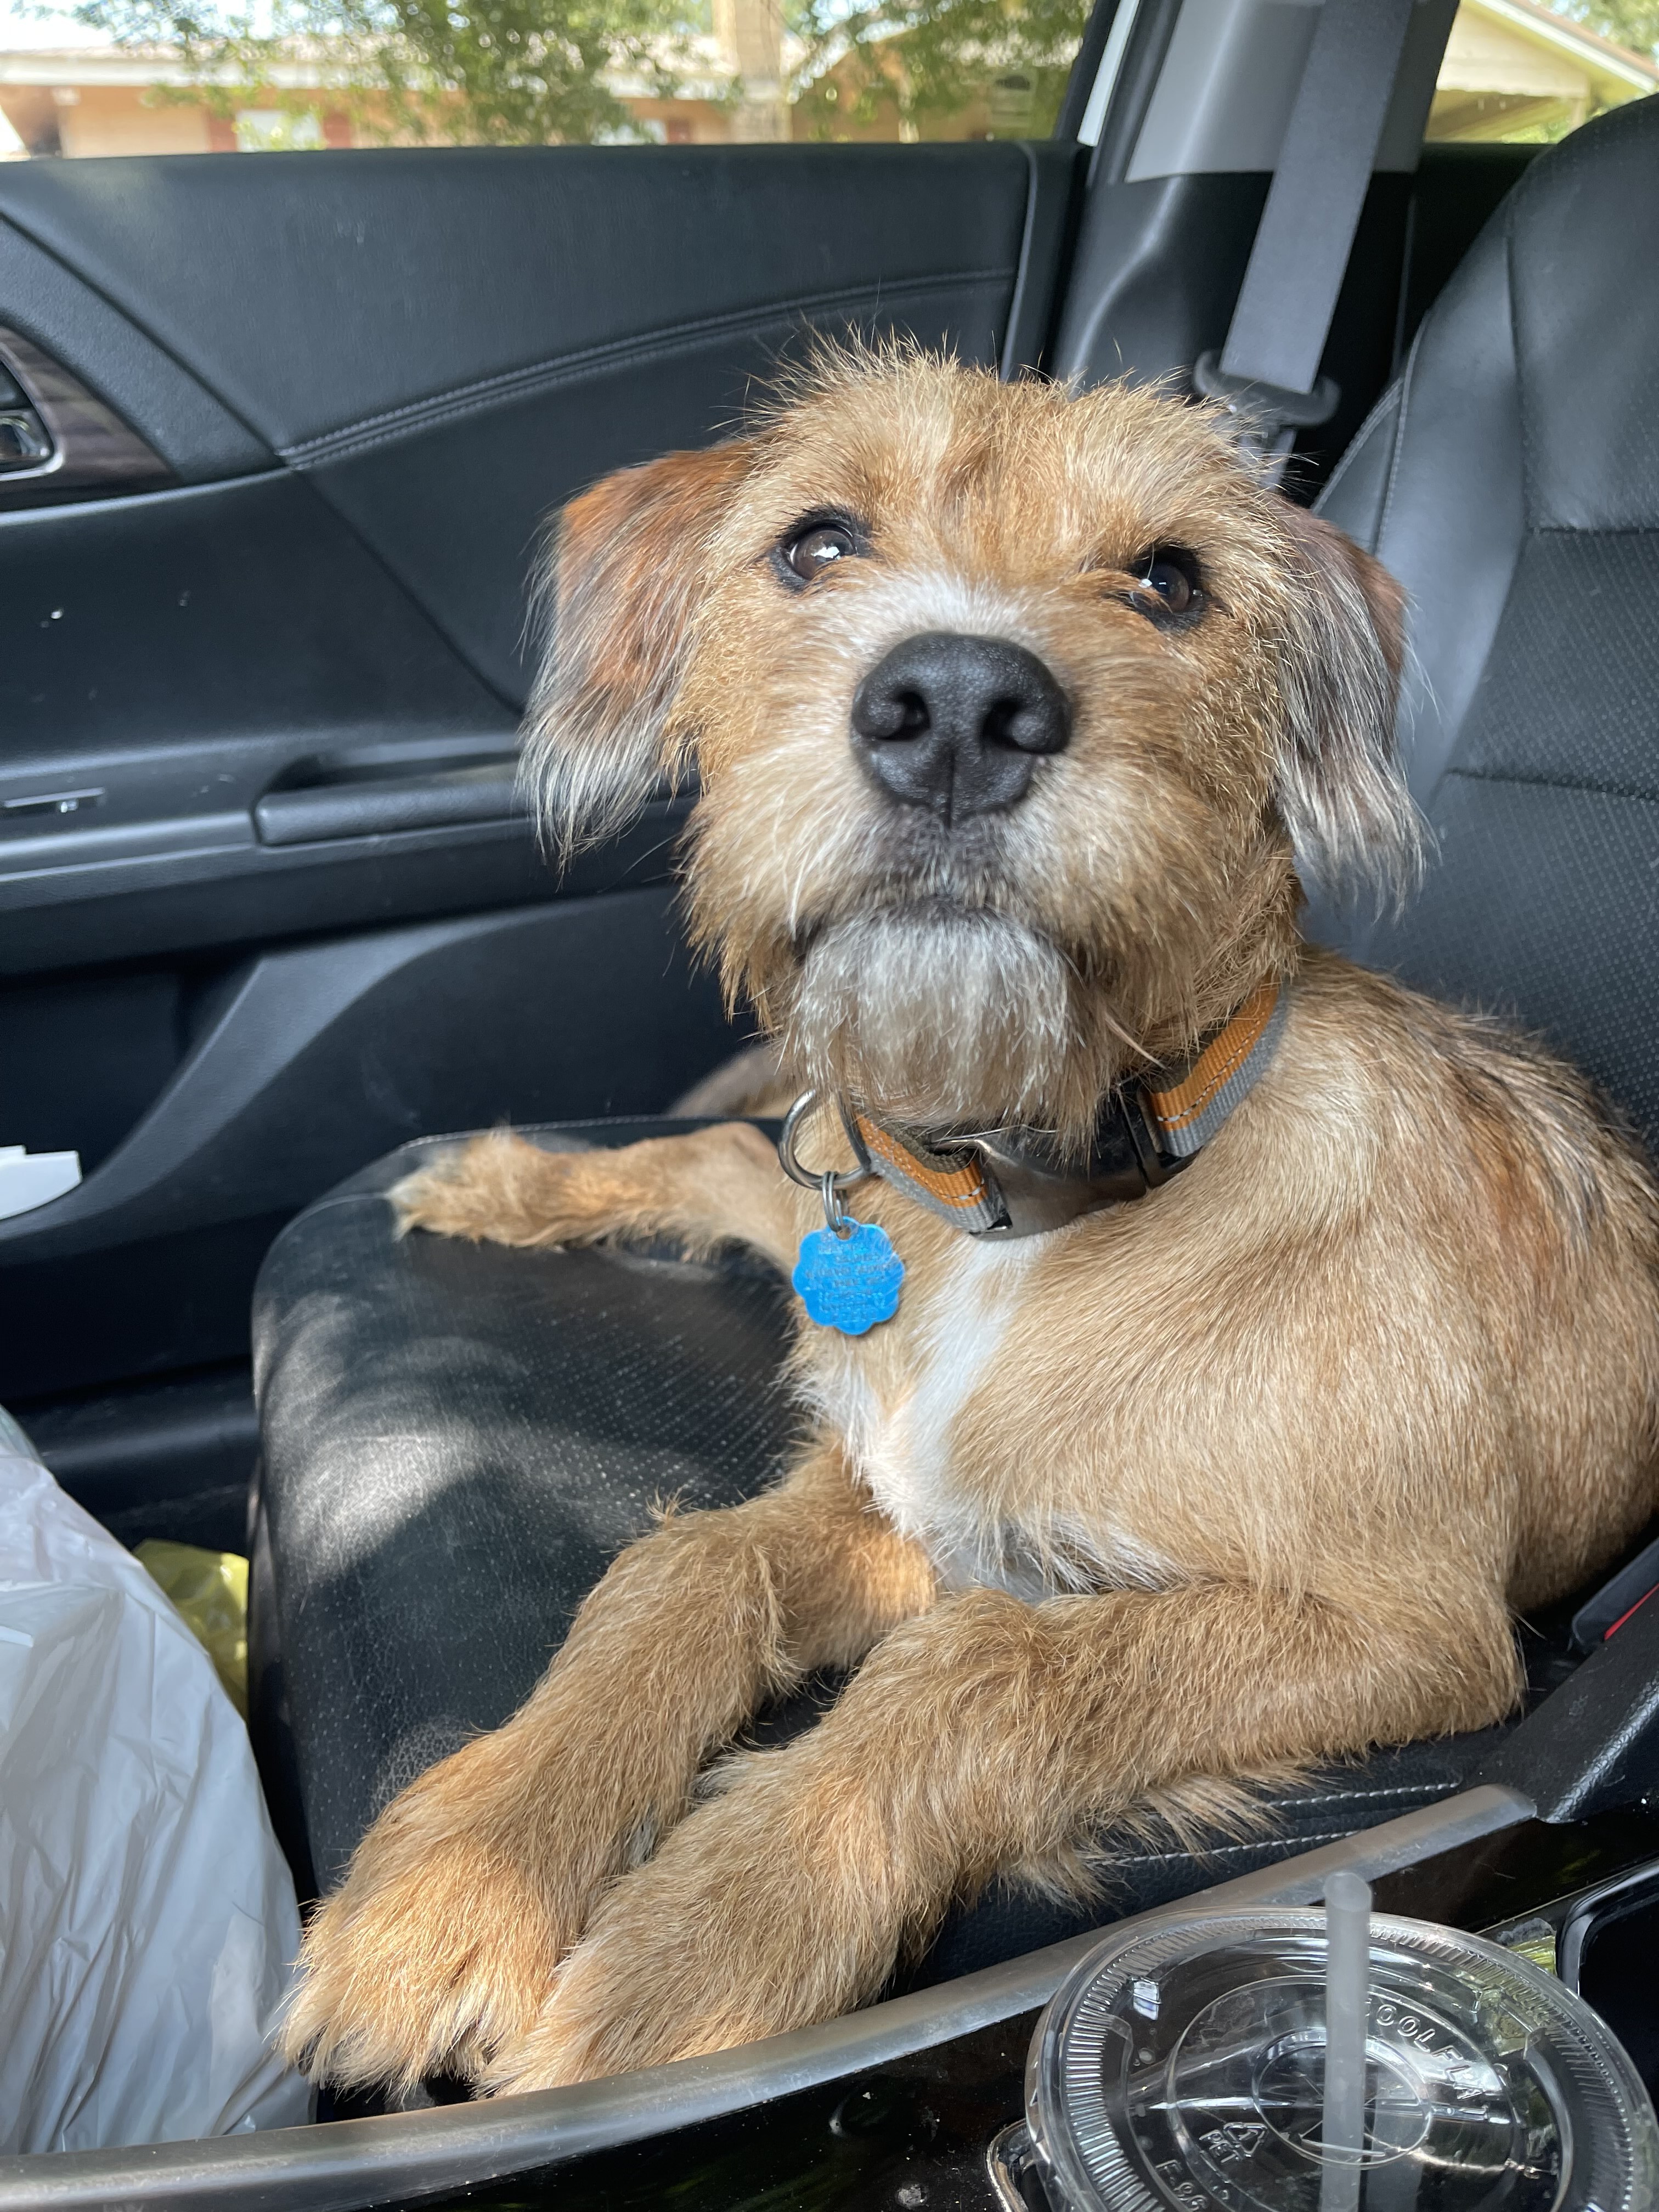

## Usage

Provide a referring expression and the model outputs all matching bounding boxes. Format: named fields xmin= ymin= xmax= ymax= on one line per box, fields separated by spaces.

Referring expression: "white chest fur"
xmin=872 ymin=1237 xmax=1035 ymax=1562
xmin=805 ymin=1239 xmax=1052 ymax=1594
xmin=803 ymin=1233 xmax=1179 ymax=1599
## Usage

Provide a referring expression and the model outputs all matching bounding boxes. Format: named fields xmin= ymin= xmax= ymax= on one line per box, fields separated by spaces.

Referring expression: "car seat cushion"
xmin=1318 ymin=97 xmax=1659 ymax=1165
xmin=252 ymin=1122 xmax=1507 ymax=1985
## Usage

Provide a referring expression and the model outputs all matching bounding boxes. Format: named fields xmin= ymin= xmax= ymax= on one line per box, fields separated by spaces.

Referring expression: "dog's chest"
xmin=803 ymin=1237 xmax=1165 ymax=1598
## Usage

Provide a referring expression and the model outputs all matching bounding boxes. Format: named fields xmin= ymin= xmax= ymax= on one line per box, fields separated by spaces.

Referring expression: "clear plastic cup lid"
xmin=1026 ymin=1905 xmax=1659 ymax=2211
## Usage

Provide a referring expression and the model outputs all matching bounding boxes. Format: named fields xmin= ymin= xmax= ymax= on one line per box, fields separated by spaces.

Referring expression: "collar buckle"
xmin=963 ymin=1094 xmax=1177 ymax=1238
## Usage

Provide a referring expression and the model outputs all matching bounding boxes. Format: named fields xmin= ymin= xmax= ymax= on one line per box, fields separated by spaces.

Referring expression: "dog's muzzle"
xmin=850 ymin=631 xmax=1070 ymax=822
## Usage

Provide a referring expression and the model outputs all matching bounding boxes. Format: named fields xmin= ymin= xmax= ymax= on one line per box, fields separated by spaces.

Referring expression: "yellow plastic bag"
xmin=135 ymin=1541 xmax=249 ymax=1718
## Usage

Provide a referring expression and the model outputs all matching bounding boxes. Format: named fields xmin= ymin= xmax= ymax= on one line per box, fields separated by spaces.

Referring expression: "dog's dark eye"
xmin=783 ymin=522 xmax=859 ymax=582
xmin=1130 ymin=547 xmax=1201 ymax=620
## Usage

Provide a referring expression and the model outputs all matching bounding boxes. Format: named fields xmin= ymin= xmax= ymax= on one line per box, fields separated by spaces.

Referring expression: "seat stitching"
xmin=1318 ymin=380 xmax=1402 ymax=543
xmin=1100 ymin=1808 xmax=1447 ymax=1870
xmin=1437 ymin=764 xmax=1659 ymax=804
xmin=1376 ymin=325 xmax=1422 ymax=552
xmin=1268 ymin=1781 xmax=1464 ymax=1803
xmin=278 ymin=267 xmax=1014 ymax=466
xmin=1506 ymin=212 xmax=1535 ymax=529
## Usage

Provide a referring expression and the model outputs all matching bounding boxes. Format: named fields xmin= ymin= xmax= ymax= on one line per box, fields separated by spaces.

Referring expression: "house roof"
xmin=1454 ymin=0 xmax=1659 ymax=92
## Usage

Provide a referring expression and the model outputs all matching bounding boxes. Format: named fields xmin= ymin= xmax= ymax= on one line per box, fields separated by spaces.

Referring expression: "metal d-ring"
xmin=778 ymin=1090 xmax=875 ymax=1228
xmin=819 ymin=1169 xmax=852 ymax=1239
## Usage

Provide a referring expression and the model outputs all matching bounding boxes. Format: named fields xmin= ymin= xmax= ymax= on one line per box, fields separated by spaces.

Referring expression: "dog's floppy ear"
xmin=1272 ymin=503 xmax=1421 ymax=905
xmin=523 ymin=438 xmax=758 ymax=855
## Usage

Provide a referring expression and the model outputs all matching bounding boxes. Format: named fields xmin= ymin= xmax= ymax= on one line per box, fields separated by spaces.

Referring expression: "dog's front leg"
xmin=488 ymin=1573 xmax=1519 ymax=2089
xmin=279 ymin=1444 xmax=934 ymax=2095
xmin=391 ymin=1120 xmax=803 ymax=1272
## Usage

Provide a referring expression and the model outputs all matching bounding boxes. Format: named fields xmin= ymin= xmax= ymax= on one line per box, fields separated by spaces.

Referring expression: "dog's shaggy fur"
xmin=281 ymin=352 xmax=1659 ymax=2098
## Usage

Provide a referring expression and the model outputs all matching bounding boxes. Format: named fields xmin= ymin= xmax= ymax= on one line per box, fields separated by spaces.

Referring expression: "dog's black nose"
xmin=850 ymin=631 xmax=1070 ymax=821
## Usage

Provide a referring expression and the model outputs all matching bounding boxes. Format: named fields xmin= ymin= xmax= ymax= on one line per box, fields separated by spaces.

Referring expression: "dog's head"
xmin=526 ymin=349 xmax=1415 ymax=1142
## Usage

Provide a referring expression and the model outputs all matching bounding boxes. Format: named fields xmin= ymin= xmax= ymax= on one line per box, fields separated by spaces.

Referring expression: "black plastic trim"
xmin=1479 ymin=1591 xmax=1659 ymax=1821
xmin=1054 ymin=0 xmax=1127 ymax=144
xmin=0 ymin=890 xmax=738 ymax=1398
xmin=0 ymin=214 xmax=270 ymax=482
xmin=253 ymin=763 xmax=521 ymax=845
xmin=1088 ymin=0 xmax=1182 ymax=188
xmin=1000 ymin=143 xmax=1088 ymax=377
xmin=15 ymin=1362 xmax=258 ymax=1553
xmin=0 ymin=326 xmax=173 ymax=510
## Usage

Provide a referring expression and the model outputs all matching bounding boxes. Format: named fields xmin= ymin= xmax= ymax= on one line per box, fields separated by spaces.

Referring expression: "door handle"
xmin=253 ymin=758 xmax=523 ymax=845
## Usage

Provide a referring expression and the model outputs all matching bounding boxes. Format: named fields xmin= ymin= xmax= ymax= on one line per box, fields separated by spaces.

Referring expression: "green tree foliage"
xmin=788 ymin=0 xmax=1088 ymax=139
xmin=33 ymin=0 xmax=1659 ymax=154
xmin=48 ymin=0 xmax=1088 ymax=144
xmin=51 ymin=0 xmax=702 ymax=143
xmin=1563 ymin=1 xmax=1659 ymax=56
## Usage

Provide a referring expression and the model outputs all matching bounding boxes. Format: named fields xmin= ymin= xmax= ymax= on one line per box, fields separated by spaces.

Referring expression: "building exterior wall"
xmin=55 ymin=86 xmax=213 ymax=155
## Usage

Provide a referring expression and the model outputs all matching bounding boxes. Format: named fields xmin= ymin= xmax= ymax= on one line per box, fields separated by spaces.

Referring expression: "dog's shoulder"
xmin=1262 ymin=944 xmax=1659 ymax=1264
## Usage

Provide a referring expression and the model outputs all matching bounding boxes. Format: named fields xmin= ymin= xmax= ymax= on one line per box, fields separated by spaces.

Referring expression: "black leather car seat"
xmin=251 ymin=92 xmax=1659 ymax=1986
xmin=1314 ymin=93 xmax=1659 ymax=1169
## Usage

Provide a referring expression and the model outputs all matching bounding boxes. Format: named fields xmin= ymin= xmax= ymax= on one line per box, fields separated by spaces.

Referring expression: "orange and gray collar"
xmin=842 ymin=978 xmax=1288 ymax=1239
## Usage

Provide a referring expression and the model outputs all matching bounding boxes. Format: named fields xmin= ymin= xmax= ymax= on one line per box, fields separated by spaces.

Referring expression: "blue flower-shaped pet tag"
xmin=793 ymin=1218 xmax=904 ymax=1336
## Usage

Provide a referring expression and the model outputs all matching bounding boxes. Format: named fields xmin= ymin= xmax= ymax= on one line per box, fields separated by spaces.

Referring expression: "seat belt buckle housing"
xmin=1193 ymin=351 xmax=1341 ymax=473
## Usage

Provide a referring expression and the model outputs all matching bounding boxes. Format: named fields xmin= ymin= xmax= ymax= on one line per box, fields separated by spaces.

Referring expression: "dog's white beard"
xmin=785 ymin=907 xmax=1079 ymax=1127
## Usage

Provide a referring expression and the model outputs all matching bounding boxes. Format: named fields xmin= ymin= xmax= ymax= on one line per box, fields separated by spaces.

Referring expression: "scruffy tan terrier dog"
xmin=282 ymin=350 xmax=1659 ymax=2100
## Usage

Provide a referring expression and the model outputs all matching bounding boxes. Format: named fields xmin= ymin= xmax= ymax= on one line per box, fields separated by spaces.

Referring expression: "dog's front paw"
xmin=282 ymin=1839 xmax=558 ymax=2094
xmin=481 ymin=1908 xmax=760 ymax=2091
xmin=481 ymin=1758 xmax=898 ymax=2092
xmin=280 ymin=1740 xmax=578 ymax=2092
xmin=390 ymin=1132 xmax=585 ymax=1248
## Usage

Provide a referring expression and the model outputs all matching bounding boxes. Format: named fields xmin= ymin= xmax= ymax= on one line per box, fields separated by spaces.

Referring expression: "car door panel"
xmin=0 ymin=884 xmax=721 ymax=1400
xmin=0 ymin=145 xmax=1073 ymax=697
xmin=303 ymin=258 xmax=1029 ymax=699
xmin=0 ymin=144 xmax=1054 ymax=450
xmin=0 ymin=137 xmax=1071 ymax=1443
xmin=1 ymin=469 xmax=521 ymax=975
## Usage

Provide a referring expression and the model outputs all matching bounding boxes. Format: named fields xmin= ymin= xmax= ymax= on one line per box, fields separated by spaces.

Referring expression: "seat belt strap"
xmin=1196 ymin=0 xmax=1419 ymax=465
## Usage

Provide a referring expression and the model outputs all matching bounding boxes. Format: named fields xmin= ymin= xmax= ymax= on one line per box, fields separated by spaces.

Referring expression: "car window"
xmin=1427 ymin=0 xmax=1658 ymax=143
xmin=0 ymin=0 xmax=1092 ymax=156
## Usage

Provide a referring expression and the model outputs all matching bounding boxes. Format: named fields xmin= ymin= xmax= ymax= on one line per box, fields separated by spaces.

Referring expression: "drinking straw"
xmin=1320 ymin=1870 xmax=1372 ymax=2212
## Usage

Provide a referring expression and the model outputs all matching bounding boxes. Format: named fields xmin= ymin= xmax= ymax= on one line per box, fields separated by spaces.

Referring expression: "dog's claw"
xmin=481 ymin=1897 xmax=835 ymax=2096
xmin=388 ymin=1158 xmax=462 ymax=1239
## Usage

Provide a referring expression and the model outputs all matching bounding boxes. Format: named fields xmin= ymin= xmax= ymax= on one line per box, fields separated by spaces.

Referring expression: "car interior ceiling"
xmin=4 ymin=0 xmax=1659 ymax=2196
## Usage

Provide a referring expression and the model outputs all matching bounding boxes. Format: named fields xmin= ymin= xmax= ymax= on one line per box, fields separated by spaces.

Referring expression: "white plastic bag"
xmin=0 ymin=1407 xmax=310 ymax=2152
